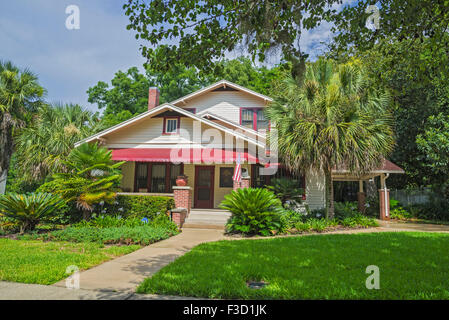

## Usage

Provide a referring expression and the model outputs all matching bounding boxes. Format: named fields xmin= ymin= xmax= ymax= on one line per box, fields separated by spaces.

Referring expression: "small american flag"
xmin=233 ymin=153 xmax=242 ymax=182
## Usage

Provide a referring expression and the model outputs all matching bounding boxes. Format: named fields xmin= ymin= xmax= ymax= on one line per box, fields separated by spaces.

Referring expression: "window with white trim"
xmin=240 ymin=108 xmax=268 ymax=131
xmin=164 ymin=117 xmax=178 ymax=134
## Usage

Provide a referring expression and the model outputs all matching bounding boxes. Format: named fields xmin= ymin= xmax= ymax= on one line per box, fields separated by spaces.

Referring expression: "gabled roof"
xmin=170 ymin=79 xmax=273 ymax=105
xmin=199 ymin=111 xmax=266 ymax=139
xmin=75 ymin=103 xmax=265 ymax=148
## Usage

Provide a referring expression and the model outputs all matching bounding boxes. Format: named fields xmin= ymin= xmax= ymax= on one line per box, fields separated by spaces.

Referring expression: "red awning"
xmin=111 ymin=148 xmax=260 ymax=163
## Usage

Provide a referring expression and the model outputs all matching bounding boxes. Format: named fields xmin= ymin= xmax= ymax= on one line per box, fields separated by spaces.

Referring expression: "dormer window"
xmin=240 ymin=108 xmax=269 ymax=131
xmin=163 ymin=117 xmax=180 ymax=134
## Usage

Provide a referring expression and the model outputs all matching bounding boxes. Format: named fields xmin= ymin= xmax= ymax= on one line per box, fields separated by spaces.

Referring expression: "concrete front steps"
xmin=183 ymin=209 xmax=231 ymax=230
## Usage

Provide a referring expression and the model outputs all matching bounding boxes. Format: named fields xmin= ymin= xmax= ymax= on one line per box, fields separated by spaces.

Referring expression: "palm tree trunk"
xmin=0 ymin=169 xmax=7 ymax=194
xmin=0 ymin=113 xmax=14 ymax=194
xmin=324 ymin=168 xmax=335 ymax=219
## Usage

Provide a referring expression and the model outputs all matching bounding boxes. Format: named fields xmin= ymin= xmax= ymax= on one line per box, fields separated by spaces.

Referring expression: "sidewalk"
xmin=53 ymin=228 xmax=227 ymax=292
xmin=0 ymin=281 xmax=198 ymax=300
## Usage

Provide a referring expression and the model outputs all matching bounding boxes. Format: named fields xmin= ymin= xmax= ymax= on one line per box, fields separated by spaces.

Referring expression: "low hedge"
xmin=93 ymin=195 xmax=175 ymax=220
xmin=20 ymin=225 xmax=178 ymax=245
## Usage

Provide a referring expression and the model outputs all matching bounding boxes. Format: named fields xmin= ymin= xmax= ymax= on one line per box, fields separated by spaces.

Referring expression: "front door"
xmin=194 ymin=166 xmax=215 ymax=208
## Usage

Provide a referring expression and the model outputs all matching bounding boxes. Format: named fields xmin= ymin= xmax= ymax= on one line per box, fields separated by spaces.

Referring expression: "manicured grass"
xmin=0 ymin=239 xmax=140 ymax=285
xmin=20 ymin=225 xmax=178 ymax=245
xmin=137 ymin=232 xmax=449 ymax=299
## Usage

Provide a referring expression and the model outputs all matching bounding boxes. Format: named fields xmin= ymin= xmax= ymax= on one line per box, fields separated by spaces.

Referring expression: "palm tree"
xmin=14 ymin=103 xmax=100 ymax=182
xmin=40 ymin=143 xmax=125 ymax=220
xmin=0 ymin=61 xmax=45 ymax=193
xmin=266 ymin=59 xmax=395 ymax=218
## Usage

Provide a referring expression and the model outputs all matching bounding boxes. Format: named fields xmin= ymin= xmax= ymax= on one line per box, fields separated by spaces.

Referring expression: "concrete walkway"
xmin=0 ymin=281 xmax=198 ymax=300
xmin=378 ymin=220 xmax=449 ymax=232
xmin=53 ymin=228 xmax=227 ymax=292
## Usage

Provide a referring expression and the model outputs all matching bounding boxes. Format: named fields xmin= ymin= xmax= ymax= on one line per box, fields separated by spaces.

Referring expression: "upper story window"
xmin=240 ymin=108 xmax=269 ymax=131
xmin=163 ymin=117 xmax=179 ymax=134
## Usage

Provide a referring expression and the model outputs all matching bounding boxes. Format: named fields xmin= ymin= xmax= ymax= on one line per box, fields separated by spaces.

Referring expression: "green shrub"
xmin=308 ymin=218 xmax=328 ymax=232
xmin=405 ymin=196 xmax=449 ymax=221
xmin=96 ymin=195 xmax=175 ymax=219
xmin=334 ymin=201 xmax=360 ymax=219
xmin=220 ymin=188 xmax=284 ymax=236
xmin=20 ymin=224 xmax=178 ymax=245
xmin=341 ymin=214 xmax=378 ymax=228
xmin=0 ymin=193 xmax=66 ymax=233
xmin=73 ymin=213 xmax=178 ymax=233
xmin=280 ymin=209 xmax=306 ymax=229
xmin=390 ymin=207 xmax=413 ymax=220
xmin=294 ymin=221 xmax=312 ymax=232
xmin=265 ymin=178 xmax=304 ymax=205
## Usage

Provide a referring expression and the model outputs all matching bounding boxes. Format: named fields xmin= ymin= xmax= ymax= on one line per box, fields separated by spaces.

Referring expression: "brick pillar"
xmin=378 ymin=188 xmax=390 ymax=220
xmin=171 ymin=208 xmax=187 ymax=228
xmin=233 ymin=177 xmax=250 ymax=190
xmin=357 ymin=192 xmax=366 ymax=213
xmin=173 ymin=186 xmax=192 ymax=214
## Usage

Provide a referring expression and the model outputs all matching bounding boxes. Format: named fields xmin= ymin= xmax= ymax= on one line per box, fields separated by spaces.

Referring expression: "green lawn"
xmin=137 ymin=232 xmax=449 ymax=299
xmin=0 ymin=239 xmax=140 ymax=285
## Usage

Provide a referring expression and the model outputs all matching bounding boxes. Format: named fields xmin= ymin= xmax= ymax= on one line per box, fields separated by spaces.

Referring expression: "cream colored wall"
xmin=120 ymin=160 xmax=326 ymax=210
xmin=183 ymin=163 xmax=251 ymax=208
xmin=175 ymin=91 xmax=268 ymax=123
xmin=103 ymin=115 xmax=250 ymax=151
xmin=105 ymin=117 xmax=196 ymax=149
xmin=120 ymin=161 xmax=135 ymax=192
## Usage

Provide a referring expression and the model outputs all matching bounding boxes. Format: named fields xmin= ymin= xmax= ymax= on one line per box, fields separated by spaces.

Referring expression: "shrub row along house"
xmin=76 ymin=80 xmax=403 ymax=221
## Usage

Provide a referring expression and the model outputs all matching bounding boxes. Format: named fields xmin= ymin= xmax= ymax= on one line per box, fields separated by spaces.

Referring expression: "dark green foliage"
xmin=340 ymin=214 xmax=378 ymax=228
xmin=220 ymin=188 xmax=284 ymax=236
xmin=20 ymin=224 xmax=178 ymax=246
xmin=406 ymin=198 xmax=449 ymax=222
xmin=37 ymin=143 xmax=124 ymax=220
xmin=265 ymin=178 xmax=303 ymax=205
xmin=417 ymin=113 xmax=449 ymax=197
xmin=283 ymin=211 xmax=377 ymax=233
xmin=266 ymin=59 xmax=395 ymax=219
xmin=390 ymin=207 xmax=413 ymax=220
xmin=73 ymin=213 xmax=178 ymax=233
xmin=0 ymin=61 xmax=45 ymax=191
xmin=330 ymin=1 xmax=449 ymax=78
xmin=123 ymin=1 xmax=334 ymax=74
xmin=14 ymin=103 xmax=101 ymax=183
xmin=334 ymin=201 xmax=360 ymax=219
xmin=87 ymin=63 xmax=210 ymax=119
xmin=97 ymin=195 xmax=175 ymax=220
xmin=350 ymin=39 xmax=449 ymax=189
xmin=0 ymin=193 xmax=66 ymax=233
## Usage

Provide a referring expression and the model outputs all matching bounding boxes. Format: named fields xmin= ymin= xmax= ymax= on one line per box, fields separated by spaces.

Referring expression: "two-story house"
xmin=76 ymin=80 xmax=403 ymax=215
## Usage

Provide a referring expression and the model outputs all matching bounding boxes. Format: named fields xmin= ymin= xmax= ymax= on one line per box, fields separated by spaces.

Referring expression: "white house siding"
xmin=305 ymin=170 xmax=326 ymax=210
xmin=103 ymin=116 xmax=249 ymax=151
xmin=175 ymin=91 xmax=268 ymax=124
xmin=104 ymin=117 xmax=195 ymax=148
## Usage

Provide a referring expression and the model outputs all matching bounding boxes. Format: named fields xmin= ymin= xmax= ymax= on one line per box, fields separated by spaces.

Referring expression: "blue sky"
xmin=0 ymin=1 xmax=351 ymax=112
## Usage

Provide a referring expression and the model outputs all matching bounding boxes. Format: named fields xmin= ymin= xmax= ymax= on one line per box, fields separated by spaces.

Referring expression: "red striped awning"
xmin=111 ymin=148 xmax=260 ymax=163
